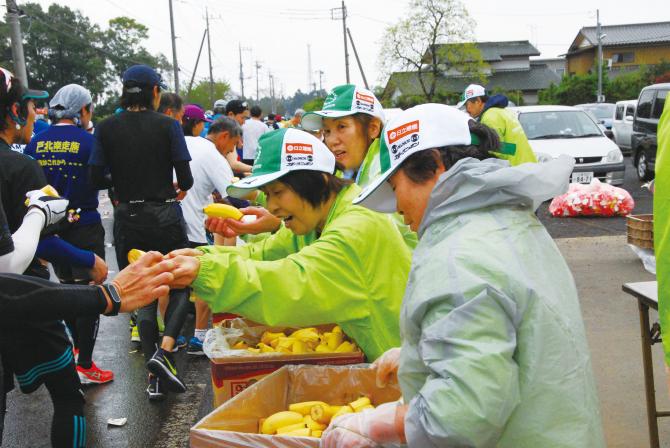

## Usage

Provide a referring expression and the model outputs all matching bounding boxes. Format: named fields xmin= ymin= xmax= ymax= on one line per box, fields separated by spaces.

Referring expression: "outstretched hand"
xmin=112 ymin=251 xmax=175 ymax=313
xmin=205 ymin=206 xmax=281 ymax=237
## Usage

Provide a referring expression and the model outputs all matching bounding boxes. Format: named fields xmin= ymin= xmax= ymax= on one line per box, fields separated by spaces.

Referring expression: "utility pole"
xmin=6 ymin=0 xmax=28 ymax=86
xmin=307 ymin=44 xmax=313 ymax=93
xmin=596 ymin=9 xmax=604 ymax=103
xmin=331 ymin=2 xmax=350 ymax=83
xmin=186 ymin=29 xmax=208 ymax=100
xmin=346 ymin=27 xmax=368 ymax=89
xmin=206 ymin=8 xmax=214 ymax=107
xmin=168 ymin=0 xmax=180 ymax=92
xmin=238 ymin=43 xmax=245 ymax=98
xmin=255 ymin=61 xmax=262 ymax=102
xmin=316 ymin=70 xmax=324 ymax=92
xmin=268 ymin=72 xmax=275 ymax=113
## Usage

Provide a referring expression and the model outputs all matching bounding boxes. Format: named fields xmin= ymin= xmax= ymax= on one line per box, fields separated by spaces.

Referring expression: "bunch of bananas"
xmin=258 ymin=397 xmax=374 ymax=437
xmin=231 ymin=326 xmax=358 ymax=355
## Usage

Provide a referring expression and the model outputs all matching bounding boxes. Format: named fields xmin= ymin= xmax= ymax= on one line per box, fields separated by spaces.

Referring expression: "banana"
xmin=257 ymin=342 xmax=275 ymax=353
xmin=275 ymin=422 xmax=307 ymax=434
xmin=232 ymin=341 xmax=248 ymax=349
xmin=288 ymin=401 xmax=328 ymax=416
xmin=314 ymin=344 xmax=330 ymax=353
xmin=203 ymin=203 xmax=243 ymax=220
xmin=24 ymin=184 xmax=59 ymax=206
xmin=127 ymin=249 xmax=147 ymax=264
xmin=292 ymin=339 xmax=308 ymax=354
xmin=324 ymin=332 xmax=344 ymax=351
xmin=348 ymin=397 xmax=372 ymax=412
xmin=261 ymin=331 xmax=286 ymax=346
xmin=310 ymin=404 xmax=341 ymax=424
xmin=332 ymin=325 xmax=343 ymax=334
xmin=303 ymin=415 xmax=327 ymax=431
xmin=359 ymin=404 xmax=375 ymax=411
xmin=260 ymin=411 xmax=304 ymax=435
xmin=290 ymin=328 xmax=320 ymax=344
xmin=246 ymin=347 xmax=260 ymax=354
xmin=311 ymin=430 xmax=323 ymax=438
xmin=334 ymin=341 xmax=356 ymax=353
xmin=275 ymin=337 xmax=295 ymax=351
xmin=280 ymin=428 xmax=311 ymax=437
xmin=332 ymin=405 xmax=354 ymax=419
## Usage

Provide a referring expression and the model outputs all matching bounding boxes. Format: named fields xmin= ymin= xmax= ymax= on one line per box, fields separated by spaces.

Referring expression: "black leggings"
xmin=137 ymin=287 xmax=191 ymax=362
xmin=44 ymin=364 xmax=86 ymax=448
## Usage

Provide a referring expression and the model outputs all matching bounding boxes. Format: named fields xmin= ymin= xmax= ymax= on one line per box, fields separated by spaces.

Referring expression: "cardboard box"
xmin=211 ymin=351 xmax=365 ymax=406
xmin=192 ymin=364 xmax=402 ymax=448
xmin=208 ymin=321 xmax=365 ymax=406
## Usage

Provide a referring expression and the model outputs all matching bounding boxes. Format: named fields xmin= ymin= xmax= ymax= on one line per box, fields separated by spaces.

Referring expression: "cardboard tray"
xmin=192 ymin=364 xmax=402 ymax=448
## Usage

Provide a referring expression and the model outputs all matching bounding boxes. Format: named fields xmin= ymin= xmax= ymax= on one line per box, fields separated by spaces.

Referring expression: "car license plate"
xmin=571 ymin=172 xmax=594 ymax=184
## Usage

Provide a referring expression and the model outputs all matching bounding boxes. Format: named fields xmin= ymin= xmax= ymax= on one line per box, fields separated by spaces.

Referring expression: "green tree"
xmin=183 ymin=80 xmax=231 ymax=109
xmin=17 ymin=3 xmax=108 ymax=97
xmin=379 ymin=0 xmax=487 ymax=102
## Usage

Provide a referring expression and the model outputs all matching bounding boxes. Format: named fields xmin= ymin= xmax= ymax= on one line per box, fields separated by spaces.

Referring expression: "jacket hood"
xmin=482 ymin=94 xmax=509 ymax=114
xmin=418 ymin=155 xmax=574 ymax=237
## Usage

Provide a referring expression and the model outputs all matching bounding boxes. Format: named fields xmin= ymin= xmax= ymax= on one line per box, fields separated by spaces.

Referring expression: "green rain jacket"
xmin=192 ymin=184 xmax=411 ymax=361
xmin=654 ymin=98 xmax=670 ymax=364
xmin=480 ymin=107 xmax=538 ymax=166
xmin=400 ymin=156 xmax=605 ymax=447
xmin=357 ymin=139 xmax=418 ymax=249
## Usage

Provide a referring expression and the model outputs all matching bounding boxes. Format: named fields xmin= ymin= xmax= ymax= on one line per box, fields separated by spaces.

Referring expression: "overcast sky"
xmin=32 ymin=0 xmax=668 ymax=102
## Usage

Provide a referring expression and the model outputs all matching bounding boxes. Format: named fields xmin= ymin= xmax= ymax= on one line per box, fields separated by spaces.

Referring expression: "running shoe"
xmin=146 ymin=375 xmax=166 ymax=401
xmin=171 ymin=335 xmax=187 ymax=353
xmin=146 ymin=349 xmax=186 ymax=393
xmin=77 ymin=362 xmax=114 ymax=385
xmin=187 ymin=337 xmax=204 ymax=356
xmin=130 ymin=325 xmax=140 ymax=342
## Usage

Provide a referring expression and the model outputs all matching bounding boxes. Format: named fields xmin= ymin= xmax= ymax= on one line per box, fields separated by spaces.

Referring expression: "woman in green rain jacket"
xmin=654 ymin=97 xmax=670 ymax=366
xmin=167 ymin=128 xmax=411 ymax=361
xmin=226 ymin=85 xmax=417 ymax=249
xmin=322 ymin=104 xmax=604 ymax=447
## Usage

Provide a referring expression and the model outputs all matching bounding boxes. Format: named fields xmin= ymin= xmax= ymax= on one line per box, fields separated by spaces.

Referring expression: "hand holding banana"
xmin=204 ymin=204 xmax=280 ymax=237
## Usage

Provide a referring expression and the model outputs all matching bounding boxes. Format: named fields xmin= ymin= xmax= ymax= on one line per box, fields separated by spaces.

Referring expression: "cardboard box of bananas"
xmin=190 ymin=365 xmax=402 ymax=448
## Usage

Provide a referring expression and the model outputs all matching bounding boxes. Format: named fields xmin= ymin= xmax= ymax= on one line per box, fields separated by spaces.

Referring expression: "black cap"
xmin=225 ymin=99 xmax=248 ymax=115
xmin=122 ymin=65 xmax=168 ymax=90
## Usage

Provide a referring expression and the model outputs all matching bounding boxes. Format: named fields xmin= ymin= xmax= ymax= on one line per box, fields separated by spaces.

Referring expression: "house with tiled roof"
xmin=382 ymin=40 xmax=561 ymax=105
xmin=565 ymin=21 xmax=670 ymax=77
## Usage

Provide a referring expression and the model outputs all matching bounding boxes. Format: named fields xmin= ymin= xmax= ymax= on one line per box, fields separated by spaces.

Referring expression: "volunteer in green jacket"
xmin=458 ymin=83 xmax=537 ymax=165
xmin=166 ymin=128 xmax=411 ymax=361
xmin=322 ymin=104 xmax=604 ymax=447
xmin=301 ymin=84 xmax=418 ymax=248
xmin=654 ymin=97 xmax=670 ymax=366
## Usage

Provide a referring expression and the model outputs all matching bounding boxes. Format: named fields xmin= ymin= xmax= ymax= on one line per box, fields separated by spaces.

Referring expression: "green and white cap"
xmin=456 ymin=84 xmax=487 ymax=108
xmin=353 ymin=103 xmax=474 ymax=213
xmin=301 ymin=84 xmax=385 ymax=131
xmin=227 ymin=128 xmax=335 ymax=198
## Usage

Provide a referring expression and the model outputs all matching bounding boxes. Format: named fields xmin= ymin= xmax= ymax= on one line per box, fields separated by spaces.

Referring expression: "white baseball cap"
xmin=353 ymin=103 xmax=475 ymax=213
xmin=227 ymin=128 xmax=336 ymax=198
xmin=301 ymin=84 xmax=385 ymax=131
xmin=456 ymin=84 xmax=487 ymax=108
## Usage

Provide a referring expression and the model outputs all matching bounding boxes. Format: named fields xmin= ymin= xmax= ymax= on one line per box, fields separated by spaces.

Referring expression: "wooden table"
xmin=622 ymin=281 xmax=670 ymax=448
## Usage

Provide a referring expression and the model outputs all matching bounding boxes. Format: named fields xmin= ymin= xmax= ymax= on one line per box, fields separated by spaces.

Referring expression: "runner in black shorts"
xmin=89 ymin=64 xmax=194 ymax=400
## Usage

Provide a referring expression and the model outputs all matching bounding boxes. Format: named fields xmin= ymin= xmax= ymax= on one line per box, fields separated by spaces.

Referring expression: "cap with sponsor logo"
xmin=353 ymin=103 xmax=474 ymax=213
xmin=456 ymin=84 xmax=487 ymax=108
xmin=227 ymin=128 xmax=336 ymax=198
xmin=301 ymin=84 xmax=385 ymax=131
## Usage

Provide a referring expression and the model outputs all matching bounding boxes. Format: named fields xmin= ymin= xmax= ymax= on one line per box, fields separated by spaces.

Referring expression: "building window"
xmin=611 ymin=52 xmax=635 ymax=64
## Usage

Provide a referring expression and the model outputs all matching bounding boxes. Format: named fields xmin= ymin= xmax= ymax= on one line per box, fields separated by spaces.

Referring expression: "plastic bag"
xmin=549 ymin=179 xmax=634 ymax=217
xmin=628 ymin=244 xmax=657 ymax=275
xmin=203 ymin=319 xmax=288 ymax=359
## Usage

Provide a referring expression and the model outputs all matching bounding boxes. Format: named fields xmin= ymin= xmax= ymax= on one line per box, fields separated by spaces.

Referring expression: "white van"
xmin=612 ymin=99 xmax=637 ymax=153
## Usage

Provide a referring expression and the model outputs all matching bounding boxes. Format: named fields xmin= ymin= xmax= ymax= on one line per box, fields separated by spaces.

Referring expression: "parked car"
xmin=575 ymin=103 xmax=616 ymax=129
xmin=632 ymin=83 xmax=670 ymax=181
xmin=612 ymin=99 xmax=637 ymax=154
xmin=510 ymin=105 xmax=625 ymax=185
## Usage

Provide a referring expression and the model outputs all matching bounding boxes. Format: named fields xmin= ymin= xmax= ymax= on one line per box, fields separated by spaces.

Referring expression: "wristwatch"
xmin=102 ymin=283 xmax=122 ymax=316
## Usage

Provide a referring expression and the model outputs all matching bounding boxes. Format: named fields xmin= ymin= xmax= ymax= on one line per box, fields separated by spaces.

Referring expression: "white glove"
xmin=25 ymin=190 xmax=69 ymax=227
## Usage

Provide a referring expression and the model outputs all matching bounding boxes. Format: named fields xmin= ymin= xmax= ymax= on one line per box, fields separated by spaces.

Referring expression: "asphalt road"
xmin=0 ymin=155 xmax=653 ymax=447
